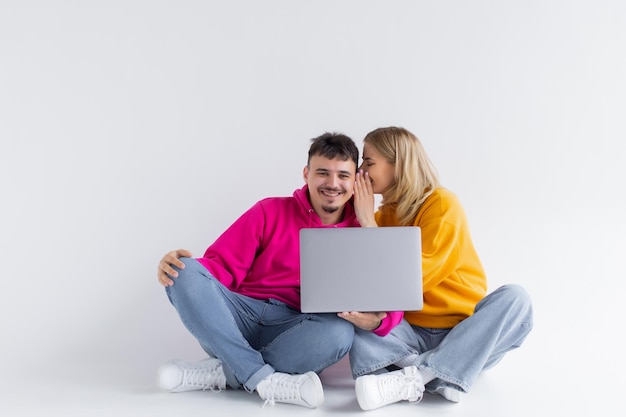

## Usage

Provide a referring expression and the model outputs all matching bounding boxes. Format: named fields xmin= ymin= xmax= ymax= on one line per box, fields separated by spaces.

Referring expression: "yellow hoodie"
xmin=376 ymin=188 xmax=486 ymax=328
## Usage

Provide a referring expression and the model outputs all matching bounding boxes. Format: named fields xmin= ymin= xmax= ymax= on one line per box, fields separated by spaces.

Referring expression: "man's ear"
xmin=303 ymin=165 xmax=309 ymax=183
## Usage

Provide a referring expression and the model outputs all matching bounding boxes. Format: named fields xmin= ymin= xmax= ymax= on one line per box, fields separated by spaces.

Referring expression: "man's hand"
xmin=157 ymin=249 xmax=193 ymax=287
xmin=338 ymin=311 xmax=387 ymax=331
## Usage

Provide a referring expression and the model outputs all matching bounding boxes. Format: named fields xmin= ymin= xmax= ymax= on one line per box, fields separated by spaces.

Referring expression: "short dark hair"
xmin=307 ymin=132 xmax=359 ymax=167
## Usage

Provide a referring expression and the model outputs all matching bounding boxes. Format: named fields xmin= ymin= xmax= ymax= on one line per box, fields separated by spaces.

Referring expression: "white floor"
xmin=1 ymin=334 xmax=613 ymax=417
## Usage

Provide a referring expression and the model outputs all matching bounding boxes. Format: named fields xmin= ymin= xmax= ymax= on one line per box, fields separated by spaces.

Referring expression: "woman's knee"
xmin=505 ymin=283 xmax=532 ymax=303
xmin=494 ymin=284 xmax=533 ymax=322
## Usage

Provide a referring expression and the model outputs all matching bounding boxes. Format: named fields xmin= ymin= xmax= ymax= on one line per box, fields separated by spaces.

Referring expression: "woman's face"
xmin=360 ymin=142 xmax=395 ymax=194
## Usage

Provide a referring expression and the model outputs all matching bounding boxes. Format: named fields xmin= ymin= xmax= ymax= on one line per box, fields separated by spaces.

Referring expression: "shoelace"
xmin=261 ymin=375 xmax=302 ymax=407
xmin=182 ymin=364 xmax=225 ymax=392
xmin=379 ymin=368 xmax=424 ymax=403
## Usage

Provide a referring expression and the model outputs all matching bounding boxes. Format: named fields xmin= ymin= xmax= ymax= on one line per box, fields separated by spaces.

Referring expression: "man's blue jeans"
xmin=349 ymin=284 xmax=533 ymax=394
xmin=165 ymin=257 xmax=354 ymax=392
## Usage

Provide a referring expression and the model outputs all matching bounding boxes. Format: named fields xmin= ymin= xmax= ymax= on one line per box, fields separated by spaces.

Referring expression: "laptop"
xmin=299 ymin=226 xmax=423 ymax=313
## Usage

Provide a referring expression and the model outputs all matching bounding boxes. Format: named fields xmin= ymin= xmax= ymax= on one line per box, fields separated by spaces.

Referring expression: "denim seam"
xmin=419 ymin=365 xmax=469 ymax=392
xmin=352 ymin=352 xmax=419 ymax=378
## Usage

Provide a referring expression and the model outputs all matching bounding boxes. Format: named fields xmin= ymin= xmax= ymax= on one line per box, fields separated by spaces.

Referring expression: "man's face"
xmin=303 ymin=154 xmax=356 ymax=224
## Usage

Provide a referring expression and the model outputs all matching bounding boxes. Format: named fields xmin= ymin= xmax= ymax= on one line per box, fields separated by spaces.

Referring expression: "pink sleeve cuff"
xmin=372 ymin=311 xmax=404 ymax=336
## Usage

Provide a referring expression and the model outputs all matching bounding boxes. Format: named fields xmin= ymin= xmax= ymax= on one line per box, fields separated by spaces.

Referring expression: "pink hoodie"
xmin=196 ymin=184 xmax=403 ymax=336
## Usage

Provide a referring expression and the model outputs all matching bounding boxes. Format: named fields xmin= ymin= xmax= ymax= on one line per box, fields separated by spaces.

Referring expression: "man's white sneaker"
xmin=256 ymin=371 xmax=324 ymax=408
xmin=158 ymin=358 xmax=226 ymax=393
xmin=355 ymin=365 xmax=425 ymax=411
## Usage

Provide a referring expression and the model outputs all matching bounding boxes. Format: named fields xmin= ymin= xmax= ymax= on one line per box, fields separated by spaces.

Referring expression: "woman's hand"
xmin=353 ymin=169 xmax=377 ymax=227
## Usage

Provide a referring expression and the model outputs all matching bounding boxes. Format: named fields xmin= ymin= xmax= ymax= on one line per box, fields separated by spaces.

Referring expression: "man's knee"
xmin=326 ymin=317 xmax=355 ymax=351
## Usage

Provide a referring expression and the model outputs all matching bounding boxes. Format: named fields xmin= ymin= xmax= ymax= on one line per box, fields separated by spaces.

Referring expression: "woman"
xmin=339 ymin=126 xmax=533 ymax=410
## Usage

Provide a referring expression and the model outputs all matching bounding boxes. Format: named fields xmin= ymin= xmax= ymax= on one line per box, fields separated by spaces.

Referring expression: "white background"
xmin=1 ymin=1 xmax=624 ymax=416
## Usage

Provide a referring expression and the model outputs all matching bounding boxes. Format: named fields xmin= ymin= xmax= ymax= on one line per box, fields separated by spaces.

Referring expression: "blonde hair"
xmin=364 ymin=126 xmax=441 ymax=225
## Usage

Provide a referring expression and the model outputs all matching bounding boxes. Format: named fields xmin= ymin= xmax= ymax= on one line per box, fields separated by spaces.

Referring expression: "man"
xmin=156 ymin=132 xmax=360 ymax=408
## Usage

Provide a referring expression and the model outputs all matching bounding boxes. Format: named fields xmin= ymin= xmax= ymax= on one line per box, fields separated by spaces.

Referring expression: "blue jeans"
xmin=349 ymin=284 xmax=533 ymax=394
xmin=164 ymin=258 xmax=354 ymax=392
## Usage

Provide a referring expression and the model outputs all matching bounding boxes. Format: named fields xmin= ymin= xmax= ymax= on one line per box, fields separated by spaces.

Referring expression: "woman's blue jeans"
xmin=164 ymin=258 xmax=354 ymax=392
xmin=349 ymin=284 xmax=533 ymax=394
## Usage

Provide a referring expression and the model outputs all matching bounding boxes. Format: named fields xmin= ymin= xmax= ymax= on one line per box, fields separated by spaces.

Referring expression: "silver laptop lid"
xmin=299 ymin=226 xmax=423 ymax=313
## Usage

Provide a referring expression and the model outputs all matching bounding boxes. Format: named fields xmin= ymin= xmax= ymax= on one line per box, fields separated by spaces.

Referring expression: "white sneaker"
xmin=355 ymin=365 xmax=425 ymax=411
xmin=158 ymin=358 xmax=226 ymax=393
xmin=256 ymin=371 xmax=324 ymax=408
xmin=439 ymin=386 xmax=461 ymax=403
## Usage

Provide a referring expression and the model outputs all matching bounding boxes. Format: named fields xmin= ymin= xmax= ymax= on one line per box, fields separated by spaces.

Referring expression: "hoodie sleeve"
xmin=199 ymin=202 xmax=266 ymax=290
xmin=372 ymin=311 xmax=404 ymax=336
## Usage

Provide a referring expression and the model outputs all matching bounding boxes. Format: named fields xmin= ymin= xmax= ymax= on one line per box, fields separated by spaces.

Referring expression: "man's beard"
xmin=322 ymin=204 xmax=340 ymax=214
xmin=319 ymin=186 xmax=343 ymax=215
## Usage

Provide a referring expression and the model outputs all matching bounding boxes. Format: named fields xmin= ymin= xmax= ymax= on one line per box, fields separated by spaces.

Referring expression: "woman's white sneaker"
xmin=439 ymin=386 xmax=461 ymax=403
